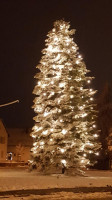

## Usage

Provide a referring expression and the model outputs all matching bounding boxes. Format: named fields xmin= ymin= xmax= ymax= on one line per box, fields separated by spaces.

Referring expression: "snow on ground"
xmin=1 ymin=168 xmax=112 ymax=199
xmin=1 ymin=168 xmax=112 ymax=191
xmin=1 ymin=192 xmax=112 ymax=200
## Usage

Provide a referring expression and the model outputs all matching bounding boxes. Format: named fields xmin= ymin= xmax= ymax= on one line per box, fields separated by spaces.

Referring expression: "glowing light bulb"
xmin=79 ymin=106 xmax=83 ymax=110
xmin=95 ymin=152 xmax=99 ymax=156
xmin=54 ymin=37 xmax=58 ymax=42
xmin=78 ymin=55 xmax=82 ymax=59
xmin=52 ymin=65 xmax=56 ymax=69
xmin=61 ymin=159 xmax=66 ymax=165
xmin=44 ymin=112 xmax=49 ymax=117
xmin=38 ymin=81 xmax=41 ymax=86
xmin=59 ymin=82 xmax=65 ymax=88
xmin=40 ymin=141 xmax=44 ymax=145
xmin=90 ymin=97 xmax=93 ymax=101
xmin=93 ymin=124 xmax=96 ymax=128
xmin=94 ymin=134 xmax=98 ymax=138
xmin=50 ymin=128 xmax=53 ymax=132
xmin=76 ymin=60 xmax=80 ymax=64
xmin=51 ymin=81 xmax=54 ymax=84
xmin=62 ymin=129 xmax=67 ymax=135
xmin=87 ymin=80 xmax=91 ymax=83
xmin=60 ymin=149 xmax=65 ymax=153
xmin=51 ymin=91 xmax=55 ymax=95
xmin=82 ymin=113 xmax=87 ymax=118
xmin=32 ymin=135 xmax=36 ymax=138
xmin=70 ymin=95 xmax=74 ymax=99
xmin=42 ymin=130 xmax=48 ymax=135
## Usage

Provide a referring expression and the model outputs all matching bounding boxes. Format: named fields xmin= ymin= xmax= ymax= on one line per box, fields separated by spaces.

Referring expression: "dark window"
xmin=1 ymin=151 xmax=3 ymax=158
xmin=0 ymin=137 xmax=5 ymax=144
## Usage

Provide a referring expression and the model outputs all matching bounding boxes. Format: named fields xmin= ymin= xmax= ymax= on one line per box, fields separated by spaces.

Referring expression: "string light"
xmin=61 ymin=159 xmax=67 ymax=165
xmin=62 ymin=129 xmax=67 ymax=135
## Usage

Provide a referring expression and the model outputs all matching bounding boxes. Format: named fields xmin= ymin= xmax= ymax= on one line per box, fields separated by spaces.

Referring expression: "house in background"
xmin=7 ymin=128 xmax=33 ymax=162
xmin=0 ymin=119 xmax=7 ymax=162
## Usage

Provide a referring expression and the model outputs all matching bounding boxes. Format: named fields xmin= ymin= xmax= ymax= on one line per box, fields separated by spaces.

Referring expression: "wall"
xmin=0 ymin=120 xmax=7 ymax=162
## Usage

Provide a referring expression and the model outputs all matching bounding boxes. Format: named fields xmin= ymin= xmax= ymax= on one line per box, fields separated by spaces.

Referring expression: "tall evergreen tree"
xmin=30 ymin=20 xmax=100 ymax=174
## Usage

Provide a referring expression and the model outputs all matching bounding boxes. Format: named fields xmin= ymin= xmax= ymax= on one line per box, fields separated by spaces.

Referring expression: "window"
xmin=0 ymin=137 xmax=5 ymax=144
xmin=1 ymin=151 xmax=4 ymax=158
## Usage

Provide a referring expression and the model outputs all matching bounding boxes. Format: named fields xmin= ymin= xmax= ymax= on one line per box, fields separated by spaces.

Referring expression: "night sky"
xmin=0 ymin=0 xmax=112 ymax=128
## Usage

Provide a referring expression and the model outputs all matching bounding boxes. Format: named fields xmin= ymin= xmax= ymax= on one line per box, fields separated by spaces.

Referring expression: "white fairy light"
xmin=76 ymin=60 xmax=80 ymax=64
xmin=94 ymin=134 xmax=98 ymax=138
xmin=90 ymin=89 xmax=93 ymax=92
xmin=58 ymin=99 xmax=61 ymax=104
xmin=79 ymin=106 xmax=83 ymax=110
xmin=44 ymin=112 xmax=49 ymax=117
xmin=50 ymin=128 xmax=54 ymax=132
xmin=32 ymin=135 xmax=36 ymax=138
xmin=72 ymin=46 xmax=76 ymax=50
xmin=42 ymin=130 xmax=48 ymax=135
xmin=90 ymin=97 xmax=93 ymax=101
xmin=54 ymin=37 xmax=58 ymax=42
xmin=52 ymin=28 xmax=55 ymax=32
xmin=52 ymin=65 xmax=56 ymax=69
xmin=40 ymin=141 xmax=44 ymax=145
xmin=62 ymin=129 xmax=67 ymax=135
xmin=61 ymin=159 xmax=67 ymax=165
xmin=78 ymin=55 xmax=82 ymax=59
xmin=95 ymin=152 xmax=99 ymax=156
xmin=93 ymin=124 xmax=96 ymax=128
xmin=60 ymin=149 xmax=65 ymax=153
xmin=51 ymin=91 xmax=55 ymax=95
xmin=87 ymin=80 xmax=91 ymax=83
xmin=33 ymin=142 xmax=37 ymax=146
xmin=82 ymin=113 xmax=87 ymax=118
xmin=38 ymin=81 xmax=41 ymax=86
xmin=59 ymin=82 xmax=65 ymax=88
xmin=70 ymin=95 xmax=74 ymax=99
xmin=33 ymin=126 xmax=42 ymax=132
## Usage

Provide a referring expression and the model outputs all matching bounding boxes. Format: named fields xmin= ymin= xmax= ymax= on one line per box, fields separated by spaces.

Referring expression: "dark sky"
xmin=0 ymin=0 xmax=112 ymax=128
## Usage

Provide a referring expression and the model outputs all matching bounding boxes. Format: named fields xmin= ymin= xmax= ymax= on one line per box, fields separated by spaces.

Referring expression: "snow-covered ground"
xmin=1 ymin=168 xmax=112 ymax=199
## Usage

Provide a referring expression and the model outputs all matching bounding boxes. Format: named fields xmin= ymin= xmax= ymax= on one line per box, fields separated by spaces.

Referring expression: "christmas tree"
xmin=30 ymin=20 xmax=101 ymax=174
